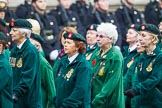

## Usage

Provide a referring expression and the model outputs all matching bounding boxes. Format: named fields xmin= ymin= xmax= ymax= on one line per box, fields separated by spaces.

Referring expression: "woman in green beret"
xmin=55 ymin=31 xmax=91 ymax=108
xmin=124 ymin=24 xmax=162 ymax=108
xmin=122 ymin=24 xmax=140 ymax=76
xmin=53 ymin=26 xmax=77 ymax=81
xmin=91 ymin=23 xmax=125 ymax=108
xmin=0 ymin=32 xmax=13 ymax=108
xmin=85 ymin=24 xmax=98 ymax=61
xmin=124 ymin=36 xmax=145 ymax=108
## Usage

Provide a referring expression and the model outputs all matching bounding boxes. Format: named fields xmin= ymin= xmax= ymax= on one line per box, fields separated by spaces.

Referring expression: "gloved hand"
xmin=13 ymin=94 xmax=18 ymax=103
xmin=124 ymin=89 xmax=136 ymax=98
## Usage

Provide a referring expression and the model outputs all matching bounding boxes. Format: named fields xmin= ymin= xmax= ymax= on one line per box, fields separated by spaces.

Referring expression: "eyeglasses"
xmin=96 ymin=34 xmax=107 ymax=38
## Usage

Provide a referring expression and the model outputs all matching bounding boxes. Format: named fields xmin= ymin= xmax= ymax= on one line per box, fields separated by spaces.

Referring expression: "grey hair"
xmin=18 ymin=28 xmax=32 ymax=38
xmin=97 ymin=23 xmax=118 ymax=44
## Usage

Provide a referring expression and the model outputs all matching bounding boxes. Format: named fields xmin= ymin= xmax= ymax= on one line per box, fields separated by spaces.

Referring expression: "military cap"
xmin=63 ymin=32 xmax=86 ymax=43
xmin=9 ymin=19 xmax=32 ymax=29
xmin=0 ymin=0 xmax=7 ymax=11
xmin=30 ymin=33 xmax=44 ymax=44
xmin=86 ymin=24 xmax=98 ymax=31
xmin=0 ymin=32 xmax=6 ymax=41
xmin=140 ymin=24 xmax=160 ymax=35
xmin=129 ymin=24 xmax=140 ymax=32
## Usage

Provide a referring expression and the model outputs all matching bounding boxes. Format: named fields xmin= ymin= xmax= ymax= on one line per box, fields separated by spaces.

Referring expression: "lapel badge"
xmin=98 ymin=67 xmax=104 ymax=76
xmin=66 ymin=69 xmax=74 ymax=79
xmin=127 ymin=57 xmax=134 ymax=68
xmin=16 ymin=58 xmax=23 ymax=68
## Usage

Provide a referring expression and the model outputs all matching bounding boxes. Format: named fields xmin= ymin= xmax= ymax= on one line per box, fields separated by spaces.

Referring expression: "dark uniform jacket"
xmin=144 ymin=0 xmax=160 ymax=27
xmin=10 ymin=39 xmax=41 ymax=108
xmin=55 ymin=54 xmax=92 ymax=108
xmin=70 ymin=0 xmax=93 ymax=28
xmin=0 ymin=54 xmax=13 ymax=108
xmin=133 ymin=47 xmax=162 ymax=108
xmin=115 ymin=5 xmax=142 ymax=48
xmin=91 ymin=9 xmax=122 ymax=48
xmin=122 ymin=46 xmax=138 ymax=76
xmin=49 ymin=6 xmax=85 ymax=36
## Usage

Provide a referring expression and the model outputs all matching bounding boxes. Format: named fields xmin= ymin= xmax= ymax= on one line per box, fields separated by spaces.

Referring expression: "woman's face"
xmin=64 ymin=38 xmax=78 ymax=57
xmin=139 ymin=31 xmax=153 ymax=47
xmin=0 ymin=43 xmax=4 ymax=53
xmin=86 ymin=30 xmax=97 ymax=45
xmin=136 ymin=36 xmax=145 ymax=53
xmin=126 ymin=29 xmax=138 ymax=44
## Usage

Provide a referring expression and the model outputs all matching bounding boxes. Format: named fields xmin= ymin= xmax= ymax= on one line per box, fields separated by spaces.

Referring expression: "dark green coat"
xmin=122 ymin=46 xmax=138 ymax=76
xmin=0 ymin=54 xmax=13 ymax=108
xmin=133 ymin=47 xmax=162 ymax=108
xmin=55 ymin=54 xmax=92 ymax=108
xmin=85 ymin=44 xmax=98 ymax=61
xmin=10 ymin=39 xmax=41 ymax=108
xmin=124 ymin=53 xmax=142 ymax=108
xmin=91 ymin=46 xmax=125 ymax=108
xmin=39 ymin=54 xmax=56 ymax=108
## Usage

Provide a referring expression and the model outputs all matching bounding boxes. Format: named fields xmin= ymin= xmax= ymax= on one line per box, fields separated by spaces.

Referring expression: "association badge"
xmin=16 ymin=58 xmax=23 ymax=68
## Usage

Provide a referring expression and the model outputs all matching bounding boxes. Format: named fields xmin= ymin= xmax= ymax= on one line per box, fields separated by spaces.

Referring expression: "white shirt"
xmin=68 ymin=53 xmax=79 ymax=64
xmin=17 ymin=39 xmax=27 ymax=49
xmin=129 ymin=44 xmax=137 ymax=52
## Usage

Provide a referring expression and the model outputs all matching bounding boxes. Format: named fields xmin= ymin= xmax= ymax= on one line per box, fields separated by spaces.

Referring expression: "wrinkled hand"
xmin=124 ymin=89 xmax=135 ymax=98
xmin=13 ymin=94 xmax=18 ymax=103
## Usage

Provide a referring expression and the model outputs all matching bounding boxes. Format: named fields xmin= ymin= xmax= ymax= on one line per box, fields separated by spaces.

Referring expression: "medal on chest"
xmin=9 ymin=57 xmax=16 ymax=67
xmin=16 ymin=58 xmax=23 ymax=68
xmin=127 ymin=57 xmax=134 ymax=68
xmin=64 ymin=69 xmax=74 ymax=81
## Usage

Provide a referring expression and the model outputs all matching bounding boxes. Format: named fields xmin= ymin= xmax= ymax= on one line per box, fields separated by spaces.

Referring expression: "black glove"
xmin=124 ymin=89 xmax=136 ymax=98
xmin=13 ymin=94 xmax=18 ymax=103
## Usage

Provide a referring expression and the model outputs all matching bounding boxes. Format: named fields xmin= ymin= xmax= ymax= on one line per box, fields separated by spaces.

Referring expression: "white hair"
xmin=18 ymin=28 xmax=32 ymax=38
xmin=97 ymin=23 xmax=118 ymax=44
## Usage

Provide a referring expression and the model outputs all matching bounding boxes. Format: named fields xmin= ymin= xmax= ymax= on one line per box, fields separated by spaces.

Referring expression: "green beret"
xmin=0 ymin=32 xmax=6 ymax=41
xmin=9 ymin=19 xmax=32 ymax=29
xmin=30 ymin=33 xmax=44 ymax=44
xmin=63 ymin=32 xmax=86 ymax=43
xmin=86 ymin=24 xmax=98 ymax=31
xmin=0 ymin=18 xmax=6 ymax=26
xmin=129 ymin=24 xmax=140 ymax=32
xmin=140 ymin=24 xmax=160 ymax=36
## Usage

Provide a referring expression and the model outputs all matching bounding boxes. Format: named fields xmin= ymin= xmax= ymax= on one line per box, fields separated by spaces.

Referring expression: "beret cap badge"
xmin=141 ymin=24 xmax=146 ymax=30
xmin=68 ymin=32 xmax=73 ymax=38
xmin=10 ymin=19 xmax=14 ymax=27
xmin=90 ymin=25 xmax=94 ymax=30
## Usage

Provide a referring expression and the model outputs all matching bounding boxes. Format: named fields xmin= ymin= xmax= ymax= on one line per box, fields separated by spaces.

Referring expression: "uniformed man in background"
xmin=15 ymin=0 xmax=60 ymax=66
xmin=48 ymin=0 xmax=85 ymax=36
xmin=115 ymin=0 xmax=143 ymax=49
xmin=91 ymin=0 xmax=122 ymax=49
xmin=70 ymin=0 xmax=93 ymax=28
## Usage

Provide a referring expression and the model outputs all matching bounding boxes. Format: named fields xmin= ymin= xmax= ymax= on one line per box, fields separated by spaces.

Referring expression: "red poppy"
xmin=92 ymin=59 xmax=96 ymax=66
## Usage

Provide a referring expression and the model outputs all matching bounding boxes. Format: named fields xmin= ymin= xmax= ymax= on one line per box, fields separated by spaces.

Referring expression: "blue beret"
xmin=140 ymin=24 xmax=160 ymax=36
xmin=63 ymin=32 xmax=86 ymax=43
xmin=9 ymin=19 xmax=32 ymax=29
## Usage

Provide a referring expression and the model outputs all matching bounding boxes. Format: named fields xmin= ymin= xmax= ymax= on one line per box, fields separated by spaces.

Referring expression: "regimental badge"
xmin=9 ymin=57 xmax=16 ymax=67
xmin=98 ymin=67 xmax=104 ymax=76
xmin=127 ymin=57 xmax=134 ymax=68
xmin=65 ymin=69 xmax=74 ymax=80
xmin=86 ymin=53 xmax=92 ymax=60
xmin=146 ymin=66 xmax=152 ymax=72
xmin=16 ymin=58 xmax=23 ymax=68
xmin=90 ymin=25 xmax=94 ymax=30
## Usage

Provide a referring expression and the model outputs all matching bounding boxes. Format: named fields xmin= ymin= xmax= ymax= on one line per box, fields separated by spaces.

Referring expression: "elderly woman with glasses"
xmin=124 ymin=24 xmax=162 ymax=108
xmin=91 ymin=23 xmax=125 ymax=108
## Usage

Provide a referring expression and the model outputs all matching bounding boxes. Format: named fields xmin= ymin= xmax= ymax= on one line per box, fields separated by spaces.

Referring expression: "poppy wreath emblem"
xmin=92 ymin=59 xmax=96 ymax=66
